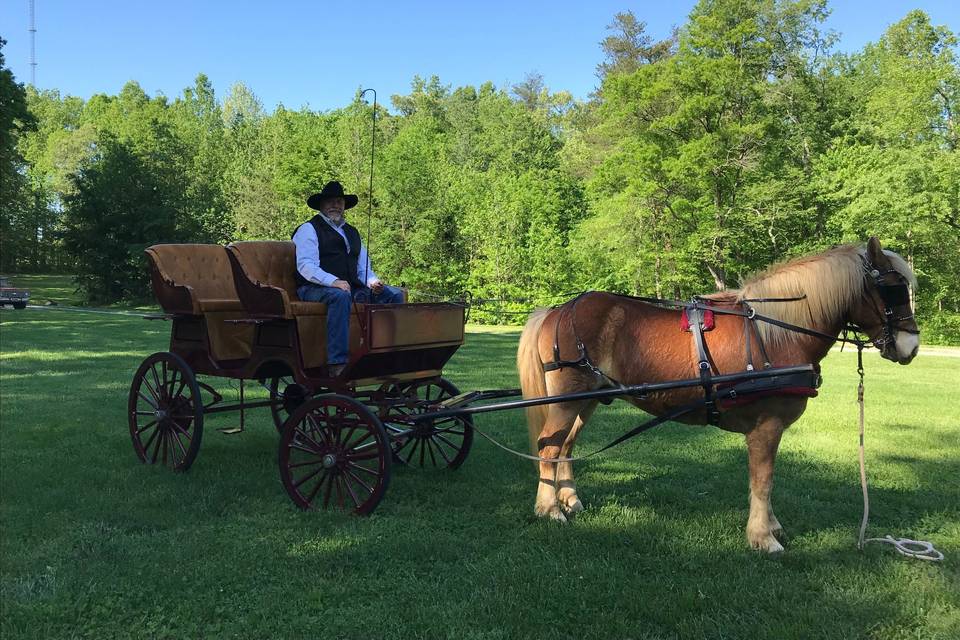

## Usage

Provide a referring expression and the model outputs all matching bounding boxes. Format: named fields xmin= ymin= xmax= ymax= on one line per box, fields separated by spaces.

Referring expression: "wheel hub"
xmin=321 ymin=453 xmax=337 ymax=469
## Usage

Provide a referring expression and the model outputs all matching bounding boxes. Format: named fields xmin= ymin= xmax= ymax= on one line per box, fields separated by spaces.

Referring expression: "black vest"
xmin=294 ymin=215 xmax=364 ymax=288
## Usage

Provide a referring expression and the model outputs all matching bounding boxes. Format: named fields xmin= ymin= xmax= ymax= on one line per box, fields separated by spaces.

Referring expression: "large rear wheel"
xmin=278 ymin=395 xmax=391 ymax=514
xmin=128 ymin=352 xmax=203 ymax=472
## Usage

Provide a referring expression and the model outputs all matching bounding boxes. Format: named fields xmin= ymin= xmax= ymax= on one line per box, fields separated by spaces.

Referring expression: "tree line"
xmin=1 ymin=1 xmax=958 ymax=340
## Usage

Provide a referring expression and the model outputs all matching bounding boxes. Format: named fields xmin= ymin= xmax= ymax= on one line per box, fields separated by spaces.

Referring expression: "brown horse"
xmin=517 ymin=238 xmax=918 ymax=552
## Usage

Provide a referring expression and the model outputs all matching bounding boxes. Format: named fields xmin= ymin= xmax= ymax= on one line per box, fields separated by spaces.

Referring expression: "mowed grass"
xmin=1 ymin=307 xmax=958 ymax=640
xmin=3 ymin=274 xmax=84 ymax=307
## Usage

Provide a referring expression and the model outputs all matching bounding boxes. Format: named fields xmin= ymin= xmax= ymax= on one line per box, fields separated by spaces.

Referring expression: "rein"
xmin=853 ymin=342 xmax=944 ymax=561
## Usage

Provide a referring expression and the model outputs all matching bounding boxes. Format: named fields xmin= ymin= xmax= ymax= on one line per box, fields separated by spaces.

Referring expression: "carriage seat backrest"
xmin=227 ymin=241 xmax=324 ymax=318
xmin=145 ymin=244 xmax=243 ymax=315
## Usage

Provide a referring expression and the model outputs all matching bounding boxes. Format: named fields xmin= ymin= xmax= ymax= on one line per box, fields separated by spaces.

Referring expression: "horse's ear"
xmin=866 ymin=236 xmax=883 ymax=262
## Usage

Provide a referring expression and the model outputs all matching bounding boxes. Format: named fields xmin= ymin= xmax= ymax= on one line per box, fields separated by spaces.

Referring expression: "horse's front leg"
xmin=745 ymin=417 xmax=786 ymax=553
xmin=556 ymin=402 xmax=598 ymax=516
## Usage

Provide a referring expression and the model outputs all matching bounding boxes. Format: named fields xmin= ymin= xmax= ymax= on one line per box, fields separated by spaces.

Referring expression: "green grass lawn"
xmin=1 ymin=307 xmax=958 ymax=639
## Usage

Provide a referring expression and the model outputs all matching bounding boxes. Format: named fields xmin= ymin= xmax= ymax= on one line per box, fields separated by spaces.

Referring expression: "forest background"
xmin=2 ymin=0 xmax=959 ymax=342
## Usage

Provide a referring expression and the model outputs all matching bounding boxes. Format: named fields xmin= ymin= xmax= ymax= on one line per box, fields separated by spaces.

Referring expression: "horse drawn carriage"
xmin=129 ymin=238 xmax=921 ymax=553
xmin=130 ymin=241 xmax=472 ymax=514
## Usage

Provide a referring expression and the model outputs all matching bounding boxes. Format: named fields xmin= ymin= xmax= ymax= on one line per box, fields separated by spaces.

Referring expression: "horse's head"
xmin=848 ymin=237 xmax=919 ymax=365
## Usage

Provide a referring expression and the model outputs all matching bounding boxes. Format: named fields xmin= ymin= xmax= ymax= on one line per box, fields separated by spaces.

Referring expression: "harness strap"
xmin=687 ymin=306 xmax=720 ymax=425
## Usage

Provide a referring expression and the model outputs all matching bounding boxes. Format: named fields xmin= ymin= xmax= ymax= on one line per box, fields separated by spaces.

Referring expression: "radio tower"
xmin=29 ymin=0 xmax=37 ymax=85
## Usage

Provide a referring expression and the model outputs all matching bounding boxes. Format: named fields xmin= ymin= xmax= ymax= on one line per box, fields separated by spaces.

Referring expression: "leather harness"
xmin=541 ymin=255 xmax=916 ymax=427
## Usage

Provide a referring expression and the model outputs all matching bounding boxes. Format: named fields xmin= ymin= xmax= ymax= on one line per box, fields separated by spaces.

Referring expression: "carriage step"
xmin=217 ymin=427 xmax=245 ymax=435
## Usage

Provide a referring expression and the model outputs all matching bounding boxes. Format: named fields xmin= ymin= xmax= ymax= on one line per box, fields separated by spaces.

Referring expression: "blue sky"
xmin=1 ymin=1 xmax=957 ymax=112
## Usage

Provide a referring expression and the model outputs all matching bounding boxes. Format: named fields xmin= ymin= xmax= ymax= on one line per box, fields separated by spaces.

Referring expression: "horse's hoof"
xmin=535 ymin=504 xmax=568 ymax=523
xmin=749 ymin=534 xmax=785 ymax=554
xmin=562 ymin=497 xmax=584 ymax=515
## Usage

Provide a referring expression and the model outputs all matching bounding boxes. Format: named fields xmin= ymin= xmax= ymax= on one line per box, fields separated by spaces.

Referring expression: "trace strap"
xmin=470 ymin=400 xmax=705 ymax=464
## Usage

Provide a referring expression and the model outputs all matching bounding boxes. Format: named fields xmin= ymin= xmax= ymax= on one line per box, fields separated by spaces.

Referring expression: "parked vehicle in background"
xmin=0 ymin=277 xmax=30 ymax=309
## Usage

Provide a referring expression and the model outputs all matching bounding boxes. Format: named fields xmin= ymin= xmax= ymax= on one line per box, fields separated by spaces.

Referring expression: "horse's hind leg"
xmin=745 ymin=417 xmax=786 ymax=553
xmin=534 ymin=403 xmax=583 ymax=522
xmin=556 ymin=401 xmax=598 ymax=516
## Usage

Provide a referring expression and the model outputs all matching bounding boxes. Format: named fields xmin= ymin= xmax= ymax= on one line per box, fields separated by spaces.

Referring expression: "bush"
xmin=918 ymin=312 xmax=960 ymax=346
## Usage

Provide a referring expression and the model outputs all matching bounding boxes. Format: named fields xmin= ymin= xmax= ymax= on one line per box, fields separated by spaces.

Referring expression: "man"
xmin=293 ymin=181 xmax=404 ymax=376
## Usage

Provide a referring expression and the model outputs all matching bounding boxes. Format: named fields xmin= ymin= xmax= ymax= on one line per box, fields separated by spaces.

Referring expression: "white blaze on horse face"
xmin=895 ymin=330 xmax=919 ymax=364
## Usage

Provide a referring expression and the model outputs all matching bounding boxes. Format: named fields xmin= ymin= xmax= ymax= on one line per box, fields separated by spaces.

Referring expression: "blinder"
xmin=860 ymin=258 xmax=919 ymax=352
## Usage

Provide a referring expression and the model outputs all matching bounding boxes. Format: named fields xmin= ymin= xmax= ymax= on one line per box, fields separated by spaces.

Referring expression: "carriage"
xmin=129 ymin=241 xmax=472 ymax=514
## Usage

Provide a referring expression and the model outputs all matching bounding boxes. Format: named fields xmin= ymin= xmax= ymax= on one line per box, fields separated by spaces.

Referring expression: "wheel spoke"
xmin=139 ymin=383 xmax=161 ymax=408
xmin=168 ymin=431 xmax=185 ymax=467
xmin=170 ymin=427 xmax=189 ymax=459
xmin=288 ymin=459 xmax=324 ymax=469
xmin=345 ymin=449 xmax=382 ymax=462
xmin=403 ymin=438 xmax=421 ymax=465
xmin=347 ymin=461 xmax=380 ymax=477
xmin=335 ymin=475 xmax=346 ymax=508
xmin=425 ymin=437 xmax=441 ymax=466
xmin=341 ymin=470 xmax=366 ymax=506
xmin=142 ymin=425 xmax=160 ymax=457
xmin=135 ymin=419 xmax=158 ymax=435
xmin=343 ymin=428 xmax=375 ymax=452
xmin=433 ymin=433 xmax=462 ymax=454
xmin=322 ymin=471 xmax=335 ymax=508
xmin=293 ymin=424 xmax=326 ymax=453
xmin=305 ymin=470 xmax=330 ymax=506
xmin=343 ymin=467 xmax=378 ymax=496
xmin=293 ymin=464 xmax=325 ymax=489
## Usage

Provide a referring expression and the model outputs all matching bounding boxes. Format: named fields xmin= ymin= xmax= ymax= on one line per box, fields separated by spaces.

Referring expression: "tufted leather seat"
xmin=145 ymin=244 xmax=253 ymax=361
xmin=226 ymin=241 xmax=329 ymax=319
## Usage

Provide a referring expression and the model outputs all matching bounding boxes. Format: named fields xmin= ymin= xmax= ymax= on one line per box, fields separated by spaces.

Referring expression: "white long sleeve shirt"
xmin=292 ymin=215 xmax=378 ymax=287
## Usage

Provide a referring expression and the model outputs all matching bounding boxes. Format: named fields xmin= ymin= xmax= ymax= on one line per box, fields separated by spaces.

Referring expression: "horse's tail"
xmin=518 ymin=308 xmax=551 ymax=458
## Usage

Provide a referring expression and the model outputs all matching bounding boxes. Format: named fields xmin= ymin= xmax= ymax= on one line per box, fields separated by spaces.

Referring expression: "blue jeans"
xmin=296 ymin=283 xmax=405 ymax=365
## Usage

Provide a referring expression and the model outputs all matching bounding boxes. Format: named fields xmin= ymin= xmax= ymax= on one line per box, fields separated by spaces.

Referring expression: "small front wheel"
xmin=386 ymin=378 xmax=473 ymax=469
xmin=267 ymin=375 xmax=311 ymax=433
xmin=279 ymin=395 xmax=391 ymax=514
xmin=128 ymin=352 xmax=203 ymax=471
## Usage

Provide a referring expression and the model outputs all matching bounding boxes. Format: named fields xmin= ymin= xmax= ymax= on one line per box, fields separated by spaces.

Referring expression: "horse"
xmin=516 ymin=237 xmax=919 ymax=552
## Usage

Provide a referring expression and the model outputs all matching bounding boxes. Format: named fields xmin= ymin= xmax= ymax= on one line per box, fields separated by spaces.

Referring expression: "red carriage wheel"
xmin=278 ymin=395 xmax=391 ymax=514
xmin=128 ymin=352 xmax=203 ymax=472
xmin=267 ymin=375 xmax=311 ymax=433
xmin=387 ymin=378 xmax=473 ymax=470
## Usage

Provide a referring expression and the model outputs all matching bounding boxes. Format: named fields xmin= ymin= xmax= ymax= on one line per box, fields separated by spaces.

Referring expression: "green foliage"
xmin=3 ymin=2 xmax=959 ymax=339
xmin=62 ymin=138 xmax=186 ymax=303
xmin=0 ymin=38 xmax=38 ymax=273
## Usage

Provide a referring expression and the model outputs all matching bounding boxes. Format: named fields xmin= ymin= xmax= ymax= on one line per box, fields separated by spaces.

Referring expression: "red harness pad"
xmin=680 ymin=308 xmax=715 ymax=332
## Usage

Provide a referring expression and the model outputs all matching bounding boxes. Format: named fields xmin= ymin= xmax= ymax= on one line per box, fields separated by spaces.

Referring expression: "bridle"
xmin=857 ymin=255 xmax=919 ymax=357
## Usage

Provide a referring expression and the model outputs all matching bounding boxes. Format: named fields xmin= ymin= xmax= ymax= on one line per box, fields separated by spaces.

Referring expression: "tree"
xmin=62 ymin=138 xmax=182 ymax=302
xmin=0 ymin=38 xmax=38 ymax=272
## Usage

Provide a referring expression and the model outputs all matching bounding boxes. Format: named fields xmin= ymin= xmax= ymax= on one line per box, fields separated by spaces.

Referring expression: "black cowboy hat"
xmin=307 ymin=181 xmax=359 ymax=211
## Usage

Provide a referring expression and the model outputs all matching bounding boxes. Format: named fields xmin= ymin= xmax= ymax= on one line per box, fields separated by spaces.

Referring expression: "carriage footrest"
xmin=217 ymin=427 xmax=245 ymax=435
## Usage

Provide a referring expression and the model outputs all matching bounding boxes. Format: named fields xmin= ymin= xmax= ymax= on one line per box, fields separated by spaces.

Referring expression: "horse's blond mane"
xmin=728 ymin=243 xmax=915 ymax=346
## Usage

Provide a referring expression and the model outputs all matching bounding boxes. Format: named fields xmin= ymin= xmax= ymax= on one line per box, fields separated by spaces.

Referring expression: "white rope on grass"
xmin=856 ymin=376 xmax=944 ymax=562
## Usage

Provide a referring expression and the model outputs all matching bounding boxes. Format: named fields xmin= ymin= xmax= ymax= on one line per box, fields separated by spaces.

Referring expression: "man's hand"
xmin=369 ymin=279 xmax=385 ymax=294
xmin=331 ymin=279 xmax=351 ymax=292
